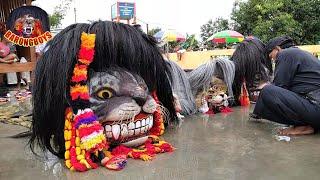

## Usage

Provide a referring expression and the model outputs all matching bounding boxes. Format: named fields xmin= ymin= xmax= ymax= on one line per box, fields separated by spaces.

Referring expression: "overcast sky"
xmin=32 ymin=0 xmax=235 ymax=36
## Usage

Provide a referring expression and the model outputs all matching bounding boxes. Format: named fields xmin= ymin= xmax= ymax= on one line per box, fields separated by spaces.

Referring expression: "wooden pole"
xmin=146 ymin=23 xmax=149 ymax=34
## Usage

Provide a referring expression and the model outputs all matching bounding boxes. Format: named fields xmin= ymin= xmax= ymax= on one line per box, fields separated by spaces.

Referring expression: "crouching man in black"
xmin=253 ymin=36 xmax=320 ymax=135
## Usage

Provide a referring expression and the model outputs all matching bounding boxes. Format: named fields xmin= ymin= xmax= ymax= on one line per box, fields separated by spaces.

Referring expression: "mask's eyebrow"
xmin=89 ymin=72 xmax=121 ymax=94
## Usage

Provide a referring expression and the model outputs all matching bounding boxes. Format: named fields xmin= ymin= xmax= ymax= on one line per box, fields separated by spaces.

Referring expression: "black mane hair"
xmin=29 ymin=21 xmax=177 ymax=158
xmin=231 ymin=38 xmax=272 ymax=102
xmin=6 ymin=5 xmax=50 ymax=32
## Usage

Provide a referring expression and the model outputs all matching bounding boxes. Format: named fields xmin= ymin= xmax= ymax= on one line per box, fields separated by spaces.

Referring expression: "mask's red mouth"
xmin=101 ymin=113 xmax=153 ymax=145
xmin=24 ymin=27 xmax=33 ymax=35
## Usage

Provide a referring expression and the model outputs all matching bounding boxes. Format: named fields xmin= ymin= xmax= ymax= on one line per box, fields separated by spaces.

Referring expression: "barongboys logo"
xmin=5 ymin=6 xmax=52 ymax=47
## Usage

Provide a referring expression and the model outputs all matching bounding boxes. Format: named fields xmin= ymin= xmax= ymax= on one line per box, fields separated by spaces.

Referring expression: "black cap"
xmin=265 ymin=36 xmax=295 ymax=55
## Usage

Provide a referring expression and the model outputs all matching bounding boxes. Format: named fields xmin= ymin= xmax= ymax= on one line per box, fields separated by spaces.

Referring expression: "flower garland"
xmin=64 ymin=32 xmax=107 ymax=172
xmin=64 ymin=32 xmax=174 ymax=172
xmin=110 ymin=136 xmax=174 ymax=162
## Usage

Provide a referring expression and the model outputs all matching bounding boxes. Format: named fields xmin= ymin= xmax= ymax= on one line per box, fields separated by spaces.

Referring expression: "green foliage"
xmin=200 ymin=17 xmax=229 ymax=42
xmin=168 ymin=41 xmax=180 ymax=53
xmin=183 ymin=34 xmax=199 ymax=51
xmin=49 ymin=13 xmax=63 ymax=29
xmin=49 ymin=0 xmax=72 ymax=29
xmin=231 ymin=0 xmax=320 ymax=44
xmin=165 ymin=34 xmax=199 ymax=53
xmin=148 ymin=27 xmax=161 ymax=36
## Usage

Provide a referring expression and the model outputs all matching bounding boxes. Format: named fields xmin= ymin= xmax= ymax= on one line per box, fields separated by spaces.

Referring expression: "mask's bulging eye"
xmin=97 ymin=89 xmax=113 ymax=99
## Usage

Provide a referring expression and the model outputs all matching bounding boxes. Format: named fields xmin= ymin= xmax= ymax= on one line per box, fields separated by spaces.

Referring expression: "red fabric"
xmin=213 ymin=38 xmax=226 ymax=43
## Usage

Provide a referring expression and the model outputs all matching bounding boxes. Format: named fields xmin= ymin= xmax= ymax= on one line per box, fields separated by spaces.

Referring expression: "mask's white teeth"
xmin=134 ymin=128 xmax=141 ymax=135
xmin=146 ymin=118 xmax=150 ymax=127
xmin=105 ymin=125 xmax=111 ymax=132
xmin=149 ymin=117 xmax=153 ymax=130
xmin=135 ymin=121 xmax=141 ymax=128
xmin=141 ymin=126 xmax=146 ymax=134
xmin=129 ymin=129 xmax=134 ymax=136
xmin=135 ymin=120 xmax=141 ymax=135
xmin=112 ymin=124 xmax=120 ymax=140
xmin=121 ymin=124 xmax=128 ymax=138
xmin=104 ymin=115 xmax=153 ymax=140
xmin=128 ymin=122 xmax=135 ymax=130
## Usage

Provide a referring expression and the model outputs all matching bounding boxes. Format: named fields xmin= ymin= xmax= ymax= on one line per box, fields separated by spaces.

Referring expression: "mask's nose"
xmin=132 ymin=87 xmax=148 ymax=106
xmin=133 ymin=97 xmax=146 ymax=106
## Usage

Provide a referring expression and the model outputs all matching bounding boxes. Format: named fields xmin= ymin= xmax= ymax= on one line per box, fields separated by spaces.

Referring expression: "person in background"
xmin=252 ymin=36 xmax=320 ymax=135
xmin=174 ymin=44 xmax=186 ymax=61
xmin=0 ymin=35 xmax=18 ymax=64
xmin=35 ymin=42 xmax=47 ymax=60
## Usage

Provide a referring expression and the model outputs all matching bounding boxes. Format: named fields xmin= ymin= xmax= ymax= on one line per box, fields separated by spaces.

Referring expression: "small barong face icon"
xmin=14 ymin=14 xmax=43 ymax=38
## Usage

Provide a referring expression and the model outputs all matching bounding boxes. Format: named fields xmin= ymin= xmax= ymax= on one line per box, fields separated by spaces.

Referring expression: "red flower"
xmin=78 ymin=48 xmax=95 ymax=61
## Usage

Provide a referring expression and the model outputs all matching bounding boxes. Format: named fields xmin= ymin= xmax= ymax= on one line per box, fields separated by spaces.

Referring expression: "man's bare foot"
xmin=278 ymin=125 xmax=314 ymax=136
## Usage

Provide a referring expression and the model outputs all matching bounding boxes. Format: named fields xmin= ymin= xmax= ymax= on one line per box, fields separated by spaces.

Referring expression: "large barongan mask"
xmin=30 ymin=22 xmax=176 ymax=172
xmin=89 ymin=68 xmax=158 ymax=147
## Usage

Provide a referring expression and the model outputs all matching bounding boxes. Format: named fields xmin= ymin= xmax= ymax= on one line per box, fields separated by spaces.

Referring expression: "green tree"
xmin=182 ymin=34 xmax=199 ymax=51
xmin=148 ymin=27 xmax=161 ymax=36
xmin=49 ymin=0 xmax=72 ymax=29
xmin=200 ymin=17 xmax=230 ymax=42
xmin=231 ymin=0 xmax=320 ymax=44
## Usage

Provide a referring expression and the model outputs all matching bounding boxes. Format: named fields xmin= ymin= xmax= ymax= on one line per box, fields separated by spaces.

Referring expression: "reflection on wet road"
xmin=1 ymin=106 xmax=320 ymax=180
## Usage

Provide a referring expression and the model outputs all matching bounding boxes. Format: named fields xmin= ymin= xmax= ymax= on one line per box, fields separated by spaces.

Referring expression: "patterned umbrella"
xmin=154 ymin=30 xmax=186 ymax=42
xmin=208 ymin=30 xmax=244 ymax=44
